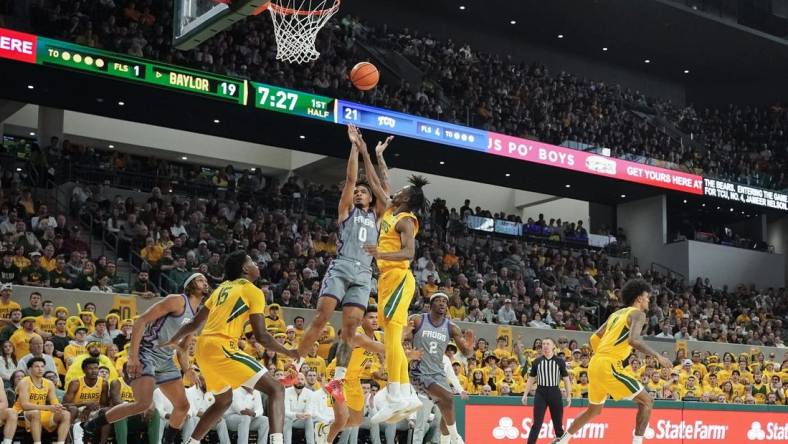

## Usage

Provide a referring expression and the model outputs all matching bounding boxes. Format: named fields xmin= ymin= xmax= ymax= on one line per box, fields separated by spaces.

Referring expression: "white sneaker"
xmin=451 ymin=433 xmax=465 ymax=444
xmin=385 ymin=391 xmax=423 ymax=424
xmin=370 ymin=397 xmax=409 ymax=424
xmin=314 ymin=422 xmax=329 ymax=444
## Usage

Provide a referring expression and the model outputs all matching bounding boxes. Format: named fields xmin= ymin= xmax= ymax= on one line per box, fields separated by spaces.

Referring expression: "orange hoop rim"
xmin=268 ymin=0 xmax=340 ymax=16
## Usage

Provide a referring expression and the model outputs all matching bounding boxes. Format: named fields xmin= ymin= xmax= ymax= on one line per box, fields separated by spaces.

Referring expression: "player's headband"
xmin=430 ymin=292 xmax=449 ymax=303
xmin=183 ymin=273 xmax=206 ymax=291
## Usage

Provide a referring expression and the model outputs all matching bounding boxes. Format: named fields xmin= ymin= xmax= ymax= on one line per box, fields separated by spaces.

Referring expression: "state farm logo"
xmin=649 ymin=419 xmax=729 ymax=440
xmin=492 ymin=417 xmax=519 ymax=440
xmin=585 ymin=155 xmax=617 ymax=175
xmin=748 ymin=421 xmax=788 ymax=440
xmin=491 ymin=416 xmax=608 ymax=440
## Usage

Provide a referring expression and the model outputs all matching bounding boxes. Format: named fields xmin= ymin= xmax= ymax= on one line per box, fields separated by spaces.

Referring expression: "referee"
xmin=521 ymin=338 xmax=572 ymax=444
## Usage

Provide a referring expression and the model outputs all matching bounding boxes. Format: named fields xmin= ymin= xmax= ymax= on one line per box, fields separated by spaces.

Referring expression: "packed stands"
xmin=8 ymin=0 xmax=787 ymax=191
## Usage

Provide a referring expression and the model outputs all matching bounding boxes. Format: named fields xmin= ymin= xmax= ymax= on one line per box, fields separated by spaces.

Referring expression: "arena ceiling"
xmin=344 ymin=0 xmax=788 ymax=84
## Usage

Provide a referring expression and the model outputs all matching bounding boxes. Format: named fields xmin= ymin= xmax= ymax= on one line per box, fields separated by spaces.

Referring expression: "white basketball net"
xmin=268 ymin=0 xmax=340 ymax=64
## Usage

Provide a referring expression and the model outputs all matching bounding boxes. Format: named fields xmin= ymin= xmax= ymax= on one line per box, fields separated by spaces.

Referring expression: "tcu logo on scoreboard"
xmin=377 ymin=116 xmax=396 ymax=128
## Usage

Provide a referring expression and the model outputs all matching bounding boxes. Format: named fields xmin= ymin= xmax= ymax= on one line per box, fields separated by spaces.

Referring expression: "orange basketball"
xmin=350 ymin=62 xmax=379 ymax=91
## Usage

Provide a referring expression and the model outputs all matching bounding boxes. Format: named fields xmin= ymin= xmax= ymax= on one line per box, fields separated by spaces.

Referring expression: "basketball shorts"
xmin=377 ymin=268 xmax=415 ymax=325
xmin=319 ymin=258 xmax=372 ymax=310
xmin=20 ymin=410 xmax=57 ymax=433
xmin=196 ymin=336 xmax=267 ymax=395
xmin=411 ymin=369 xmax=450 ymax=394
xmin=139 ymin=341 xmax=182 ymax=385
xmin=587 ymin=355 xmax=643 ymax=405
xmin=343 ymin=376 xmax=365 ymax=412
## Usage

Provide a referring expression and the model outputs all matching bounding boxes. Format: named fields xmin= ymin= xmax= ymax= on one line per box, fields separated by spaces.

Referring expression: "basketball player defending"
xmin=405 ymin=292 xmax=475 ymax=444
xmin=81 ymin=273 xmax=208 ymax=444
xmin=165 ymin=251 xmax=299 ymax=444
xmin=356 ymin=131 xmax=430 ymax=423
xmin=297 ymin=125 xmax=389 ymax=401
xmin=552 ymin=279 xmax=673 ymax=444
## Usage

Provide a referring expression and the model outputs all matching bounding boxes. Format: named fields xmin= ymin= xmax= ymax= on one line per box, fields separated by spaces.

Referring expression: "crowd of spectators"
xmin=1 ymin=135 xmax=786 ymax=352
xmin=6 ymin=0 xmax=787 ymax=191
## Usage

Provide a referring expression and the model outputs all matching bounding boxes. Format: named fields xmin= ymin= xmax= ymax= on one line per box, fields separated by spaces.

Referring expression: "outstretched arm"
xmin=363 ymin=217 xmax=415 ymax=261
xmin=449 ymin=323 xmax=475 ymax=357
xmin=628 ymin=310 xmax=672 ymax=368
xmin=355 ymin=127 xmax=391 ymax=212
xmin=338 ymin=126 xmax=360 ymax=222
xmin=351 ymin=332 xmax=385 ymax=355
xmin=374 ymin=136 xmax=394 ymax=197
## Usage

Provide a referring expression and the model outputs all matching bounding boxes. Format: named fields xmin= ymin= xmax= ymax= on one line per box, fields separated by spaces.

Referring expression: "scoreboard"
xmin=1 ymin=26 xmax=785 ymax=210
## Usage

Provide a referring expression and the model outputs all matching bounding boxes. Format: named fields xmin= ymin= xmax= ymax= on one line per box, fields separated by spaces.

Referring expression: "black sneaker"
xmin=80 ymin=420 xmax=99 ymax=444
xmin=161 ymin=425 xmax=183 ymax=444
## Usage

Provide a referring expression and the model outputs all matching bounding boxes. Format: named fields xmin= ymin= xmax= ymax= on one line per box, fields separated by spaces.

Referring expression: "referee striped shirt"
xmin=529 ymin=356 xmax=569 ymax=388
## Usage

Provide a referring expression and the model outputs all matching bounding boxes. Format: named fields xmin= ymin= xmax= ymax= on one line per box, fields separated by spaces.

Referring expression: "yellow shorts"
xmin=377 ymin=268 xmax=415 ymax=325
xmin=20 ymin=410 xmax=57 ymax=433
xmin=587 ymin=355 xmax=642 ymax=405
xmin=343 ymin=377 xmax=364 ymax=412
xmin=196 ymin=336 xmax=266 ymax=394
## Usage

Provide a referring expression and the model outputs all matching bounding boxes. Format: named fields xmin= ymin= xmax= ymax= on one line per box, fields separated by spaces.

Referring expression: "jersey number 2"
xmin=428 ymin=341 xmax=438 ymax=354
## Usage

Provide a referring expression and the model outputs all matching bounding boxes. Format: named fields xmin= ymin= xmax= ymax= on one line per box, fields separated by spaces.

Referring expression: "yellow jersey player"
xmin=165 ymin=250 xmax=298 ymax=444
xmin=15 ymin=357 xmax=70 ymax=444
xmin=552 ymin=279 xmax=672 ymax=444
xmin=327 ymin=305 xmax=386 ymax=443
xmin=356 ymin=127 xmax=429 ymax=423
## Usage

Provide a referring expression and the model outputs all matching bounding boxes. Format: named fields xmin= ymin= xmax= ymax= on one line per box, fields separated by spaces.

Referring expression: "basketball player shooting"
xmin=296 ymin=125 xmax=391 ymax=404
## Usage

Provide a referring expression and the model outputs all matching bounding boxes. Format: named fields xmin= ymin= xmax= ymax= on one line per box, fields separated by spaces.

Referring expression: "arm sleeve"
xmin=559 ymin=359 xmax=569 ymax=378
xmin=529 ymin=359 xmax=539 ymax=377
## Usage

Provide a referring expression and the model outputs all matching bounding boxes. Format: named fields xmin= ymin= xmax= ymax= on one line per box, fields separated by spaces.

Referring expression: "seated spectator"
xmin=16 ymin=335 xmax=57 ymax=375
xmin=183 ymin=375 xmax=231 ymax=444
xmin=225 ymin=386 xmax=269 ymax=444
xmin=15 ymin=357 xmax=71 ymax=443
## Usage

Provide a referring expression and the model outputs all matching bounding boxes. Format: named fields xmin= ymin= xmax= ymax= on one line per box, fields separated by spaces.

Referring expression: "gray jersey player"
xmin=298 ymin=125 xmax=392 ymax=407
xmin=81 ymin=273 xmax=208 ymax=444
xmin=405 ymin=292 xmax=475 ymax=444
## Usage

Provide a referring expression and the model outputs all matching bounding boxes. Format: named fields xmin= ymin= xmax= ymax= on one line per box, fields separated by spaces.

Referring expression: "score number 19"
xmin=219 ymin=82 xmax=238 ymax=97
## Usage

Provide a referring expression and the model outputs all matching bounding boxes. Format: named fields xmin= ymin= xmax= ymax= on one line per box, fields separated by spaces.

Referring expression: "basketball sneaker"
xmin=323 ymin=379 xmax=346 ymax=404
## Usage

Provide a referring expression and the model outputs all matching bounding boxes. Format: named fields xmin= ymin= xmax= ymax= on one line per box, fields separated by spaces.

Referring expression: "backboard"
xmin=173 ymin=0 xmax=270 ymax=50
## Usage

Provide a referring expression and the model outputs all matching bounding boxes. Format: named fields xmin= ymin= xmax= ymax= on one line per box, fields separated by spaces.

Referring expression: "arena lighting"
xmin=602 ymin=47 xmax=608 ymax=51
xmin=213 ymin=119 xmax=220 ymax=123
xmin=459 ymin=5 xmax=466 ymax=10
xmin=684 ymin=69 xmax=690 ymax=74
xmin=505 ymin=173 xmax=511 ymax=177
xmin=108 ymin=144 xmax=114 ymax=148
xmin=683 ymin=199 xmax=687 ymax=203
xmin=181 ymin=156 xmax=188 ymax=160
xmin=26 ymin=84 xmax=33 ymax=89
xmin=439 ymin=161 xmax=445 ymax=165
xmin=620 ymin=194 xmax=626 ymax=198
xmin=29 ymin=132 xmax=35 ymax=136
xmin=250 ymin=168 xmax=256 ymax=171
xmin=299 ymin=135 xmax=306 ymax=139
xmin=565 ymin=184 xmax=571 ymax=188
xmin=510 ymin=20 xmax=517 ymax=25
xmin=15 ymin=168 xmax=22 ymax=172
xmin=118 ymin=101 xmax=125 ymax=106
xmin=644 ymin=59 xmax=651 ymax=64
xmin=557 ymin=34 xmax=564 ymax=38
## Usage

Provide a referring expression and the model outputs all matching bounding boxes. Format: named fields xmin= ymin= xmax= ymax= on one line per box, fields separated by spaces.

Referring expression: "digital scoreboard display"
xmin=0 ymin=26 xmax=785 ymax=211
xmin=251 ymin=82 xmax=334 ymax=122
xmin=37 ymin=39 xmax=247 ymax=104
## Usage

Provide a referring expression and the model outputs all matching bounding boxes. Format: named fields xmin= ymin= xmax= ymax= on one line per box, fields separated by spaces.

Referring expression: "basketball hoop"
xmin=268 ymin=0 xmax=340 ymax=64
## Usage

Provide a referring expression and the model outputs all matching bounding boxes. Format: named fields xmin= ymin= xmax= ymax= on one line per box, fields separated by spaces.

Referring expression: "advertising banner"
xmin=465 ymin=404 xmax=788 ymax=443
xmin=487 ymin=132 xmax=704 ymax=195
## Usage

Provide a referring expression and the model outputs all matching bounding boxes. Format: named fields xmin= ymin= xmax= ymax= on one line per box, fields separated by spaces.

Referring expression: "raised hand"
xmin=375 ymin=136 xmax=394 ymax=156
